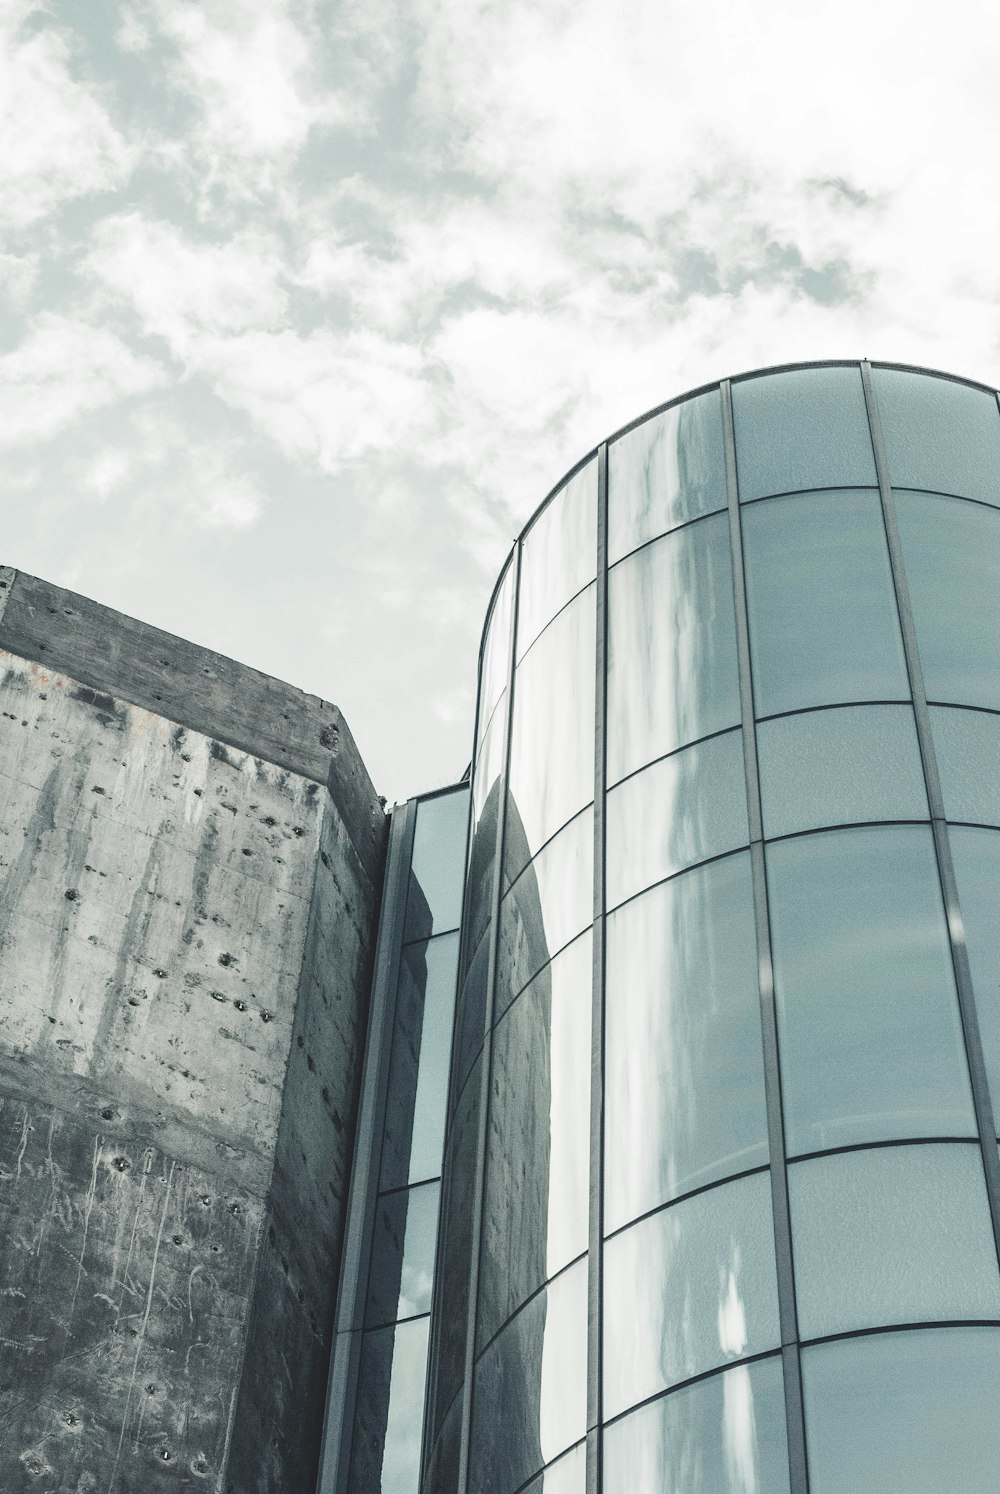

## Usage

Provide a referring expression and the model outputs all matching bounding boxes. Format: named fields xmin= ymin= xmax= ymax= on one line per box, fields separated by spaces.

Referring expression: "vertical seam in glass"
xmin=587 ymin=442 xmax=609 ymax=1491
xmin=456 ymin=539 xmax=522 ymax=1494
xmin=861 ymin=360 xmax=1000 ymax=1268
xmin=317 ymin=799 xmax=418 ymax=1494
xmin=721 ymin=377 xmax=809 ymax=1494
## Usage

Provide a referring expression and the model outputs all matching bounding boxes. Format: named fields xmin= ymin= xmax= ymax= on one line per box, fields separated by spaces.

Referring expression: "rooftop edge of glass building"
xmin=414 ymin=359 xmax=1000 ymax=1494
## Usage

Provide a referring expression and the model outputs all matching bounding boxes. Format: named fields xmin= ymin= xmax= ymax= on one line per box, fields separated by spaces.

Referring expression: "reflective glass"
xmin=506 ymin=586 xmax=595 ymax=877
xmin=743 ymin=490 xmax=908 ymax=716
xmin=348 ymin=1317 xmax=429 ymax=1494
xmin=479 ymin=559 xmax=515 ymax=750
xmin=452 ymin=929 xmax=490 ymax=1103
xmin=757 ymin=705 xmax=927 ymax=840
xmin=603 ymin=1356 xmax=790 ymax=1494
xmin=608 ymin=388 xmax=727 ymax=563
xmin=367 ymin=1180 xmax=440 ymax=1327
xmin=606 ymin=730 xmax=748 ymax=911
xmin=930 ymin=706 xmax=1000 ymax=827
xmin=896 ymin=492 xmax=1000 ymax=711
xmin=605 ymin=853 xmax=768 ymax=1234
xmin=733 ymin=365 xmax=876 ymax=502
xmin=607 ymin=514 xmax=740 ymax=785
xmin=381 ymin=933 xmax=459 ymax=1189
xmin=873 ymin=367 xmax=1000 ymax=509
xmin=479 ymin=933 xmax=591 ymax=1349
xmin=423 ymin=1393 xmax=460 ymax=1494
xmin=518 ymin=460 xmax=597 ymax=661
xmin=789 ymin=1145 xmax=1000 ymax=1341
xmin=802 ymin=1328 xmax=1000 ymax=1494
xmin=404 ymin=788 xmax=469 ymax=941
xmin=466 ymin=695 xmax=506 ymax=952
xmin=949 ymin=827 xmax=1000 ymax=1113
xmin=469 ymin=1259 xmax=588 ymax=1494
xmin=432 ymin=1054 xmax=481 ymax=1430
xmin=497 ymin=807 xmax=593 ymax=1007
xmin=768 ymin=826 xmax=976 ymax=1155
xmin=603 ymin=1172 xmax=780 ymax=1421
xmin=521 ymin=1441 xmax=586 ymax=1494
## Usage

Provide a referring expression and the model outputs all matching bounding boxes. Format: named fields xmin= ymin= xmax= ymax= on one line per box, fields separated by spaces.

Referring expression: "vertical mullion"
xmin=721 ymin=379 xmax=809 ymax=1494
xmin=456 ymin=541 xmax=522 ymax=1494
xmin=586 ymin=443 xmax=609 ymax=1491
xmin=317 ymin=798 xmax=418 ymax=1494
xmin=861 ymin=360 xmax=1000 ymax=1265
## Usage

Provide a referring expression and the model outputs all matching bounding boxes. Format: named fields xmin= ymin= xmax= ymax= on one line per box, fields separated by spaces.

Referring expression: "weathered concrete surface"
xmin=0 ymin=582 xmax=385 ymax=1494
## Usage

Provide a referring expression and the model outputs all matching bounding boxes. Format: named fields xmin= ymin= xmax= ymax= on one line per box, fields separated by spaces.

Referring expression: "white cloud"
xmin=195 ymin=327 xmax=437 ymax=471
xmin=121 ymin=0 xmax=349 ymax=196
xmin=79 ymin=409 xmax=266 ymax=532
xmin=0 ymin=3 xmax=133 ymax=227
xmin=88 ymin=213 xmax=288 ymax=355
xmin=0 ymin=315 xmax=164 ymax=448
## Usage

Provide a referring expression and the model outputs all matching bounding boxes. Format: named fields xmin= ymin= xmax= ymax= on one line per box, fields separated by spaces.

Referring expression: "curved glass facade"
xmin=422 ymin=362 xmax=1000 ymax=1494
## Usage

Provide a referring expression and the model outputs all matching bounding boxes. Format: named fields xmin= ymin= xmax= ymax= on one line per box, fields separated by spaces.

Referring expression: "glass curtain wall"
xmin=421 ymin=363 xmax=1000 ymax=1494
xmin=320 ymin=784 xmax=468 ymax=1494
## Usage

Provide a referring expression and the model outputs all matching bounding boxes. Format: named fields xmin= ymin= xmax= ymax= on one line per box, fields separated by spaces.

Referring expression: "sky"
xmin=3 ymin=0 xmax=1000 ymax=802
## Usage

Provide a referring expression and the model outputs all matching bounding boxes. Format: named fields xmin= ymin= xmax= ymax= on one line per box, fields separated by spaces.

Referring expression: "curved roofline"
xmin=474 ymin=355 xmax=1000 ymax=678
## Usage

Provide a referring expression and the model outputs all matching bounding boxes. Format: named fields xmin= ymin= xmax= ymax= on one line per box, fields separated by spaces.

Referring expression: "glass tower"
xmin=325 ymin=361 xmax=1000 ymax=1494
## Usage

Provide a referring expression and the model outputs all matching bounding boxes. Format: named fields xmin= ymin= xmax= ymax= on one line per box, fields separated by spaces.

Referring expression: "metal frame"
xmin=721 ymin=378 xmax=810 ymax=1494
xmin=586 ymin=444 xmax=610 ymax=1490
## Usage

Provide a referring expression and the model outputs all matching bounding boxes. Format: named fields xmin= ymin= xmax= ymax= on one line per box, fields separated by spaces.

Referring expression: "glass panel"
xmin=432 ymin=1054 xmax=482 ymax=1431
xmin=404 ymin=789 xmax=469 ymax=941
xmin=789 ymin=1144 xmax=1000 ymax=1341
xmin=452 ymin=929 xmax=490 ymax=1104
xmin=366 ymin=1180 xmax=441 ymax=1327
xmin=467 ymin=694 xmax=506 ymax=953
xmin=603 ymin=1172 xmax=780 ymax=1421
xmin=802 ymin=1328 xmax=1000 ymax=1494
xmin=381 ymin=933 xmax=459 ymax=1189
xmin=605 ymin=853 xmax=768 ymax=1234
xmin=767 ymin=826 xmax=976 ymax=1155
xmin=607 ymin=514 xmax=740 ymax=785
xmin=521 ymin=1441 xmax=586 ymax=1494
xmin=348 ymin=1317 xmax=430 ymax=1494
xmin=743 ymin=490 xmax=908 ymax=716
xmin=603 ymin=1356 xmax=790 ymax=1494
xmin=479 ymin=559 xmax=515 ymax=750
xmin=497 ymin=808 xmax=593 ymax=1008
xmin=896 ymin=491 xmax=1000 ymax=711
xmin=606 ymin=730 xmax=748 ymax=912
xmin=506 ymin=586 xmax=595 ymax=877
xmin=930 ymin=706 xmax=1000 ymax=827
xmin=949 ymin=827 xmax=1000 ymax=1115
xmin=479 ymin=933 xmax=591 ymax=1349
xmin=733 ymin=365 xmax=876 ymax=502
xmin=518 ymin=460 xmax=597 ymax=661
xmin=757 ymin=705 xmax=927 ymax=840
xmin=422 ymin=1392 xmax=460 ymax=1494
xmin=469 ymin=1259 xmax=588 ymax=1494
xmin=874 ymin=367 xmax=1000 ymax=509
xmin=608 ymin=388 xmax=727 ymax=563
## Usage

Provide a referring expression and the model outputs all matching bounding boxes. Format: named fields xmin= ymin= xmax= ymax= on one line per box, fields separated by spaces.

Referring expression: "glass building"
xmin=321 ymin=361 xmax=1000 ymax=1494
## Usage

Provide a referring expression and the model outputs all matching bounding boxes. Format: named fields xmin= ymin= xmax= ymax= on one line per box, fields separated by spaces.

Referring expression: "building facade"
xmin=1 ymin=361 xmax=999 ymax=1492
xmin=414 ymin=360 xmax=1000 ymax=1494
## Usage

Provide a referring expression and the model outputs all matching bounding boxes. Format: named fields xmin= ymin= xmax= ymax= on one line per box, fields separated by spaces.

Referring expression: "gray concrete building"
xmin=0 ymin=566 xmax=385 ymax=1491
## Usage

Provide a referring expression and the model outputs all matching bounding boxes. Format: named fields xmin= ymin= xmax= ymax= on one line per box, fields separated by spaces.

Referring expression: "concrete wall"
xmin=0 ymin=568 xmax=386 ymax=1492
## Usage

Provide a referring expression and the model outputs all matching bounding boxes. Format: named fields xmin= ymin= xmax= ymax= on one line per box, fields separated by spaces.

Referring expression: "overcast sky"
xmin=3 ymin=0 xmax=999 ymax=800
